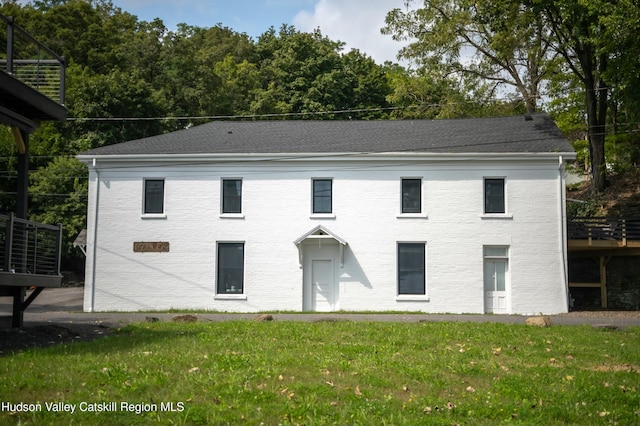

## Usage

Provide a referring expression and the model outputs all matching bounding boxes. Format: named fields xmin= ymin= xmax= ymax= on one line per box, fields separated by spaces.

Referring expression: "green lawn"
xmin=1 ymin=321 xmax=639 ymax=425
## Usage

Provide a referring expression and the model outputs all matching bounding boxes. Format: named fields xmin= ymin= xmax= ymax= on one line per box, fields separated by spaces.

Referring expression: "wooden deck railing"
xmin=568 ymin=217 xmax=640 ymax=247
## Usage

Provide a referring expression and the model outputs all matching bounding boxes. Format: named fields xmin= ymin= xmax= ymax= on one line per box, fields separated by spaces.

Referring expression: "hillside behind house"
xmin=567 ymin=171 xmax=640 ymax=217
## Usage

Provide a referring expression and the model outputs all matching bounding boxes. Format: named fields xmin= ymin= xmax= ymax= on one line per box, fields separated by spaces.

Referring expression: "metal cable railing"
xmin=0 ymin=14 xmax=66 ymax=105
xmin=0 ymin=213 xmax=62 ymax=276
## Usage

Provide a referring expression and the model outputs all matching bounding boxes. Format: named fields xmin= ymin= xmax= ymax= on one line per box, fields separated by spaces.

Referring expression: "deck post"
xmin=3 ymin=214 xmax=12 ymax=271
xmin=59 ymin=56 xmax=66 ymax=105
xmin=598 ymin=256 xmax=610 ymax=309
xmin=11 ymin=286 xmax=25 ymax=328
xmin=5 ymin=16 xmax=13 ymax=74
xmin=16 ymin=129 xmax=29 ymax=219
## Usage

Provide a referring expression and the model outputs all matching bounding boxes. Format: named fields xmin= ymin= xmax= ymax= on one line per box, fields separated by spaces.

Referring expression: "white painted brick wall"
xmin=84 ymin=158 xmax=569 ymax=314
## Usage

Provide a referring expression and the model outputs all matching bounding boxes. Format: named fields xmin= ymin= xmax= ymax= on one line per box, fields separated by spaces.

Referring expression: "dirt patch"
xmin=590 ymin=364 xmax=640 ymax=373
xmin=0 ymin=323 xmax=112 ymax=355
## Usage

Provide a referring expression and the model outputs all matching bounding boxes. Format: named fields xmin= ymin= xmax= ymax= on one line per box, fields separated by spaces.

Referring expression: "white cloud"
xmin=292 ymin=0 xmax=408 ymax=64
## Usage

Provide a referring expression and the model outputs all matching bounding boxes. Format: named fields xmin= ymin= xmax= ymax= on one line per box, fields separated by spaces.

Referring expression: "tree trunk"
xmin=589 ymin=131 xmax=607 ymax=192
xmin=524 ymin=96 xmax=536 ymax=114
xmin=585 ymin=87 xmax=607 ymax=192
xmin=582 ymin=49 xmax=608 ymax=193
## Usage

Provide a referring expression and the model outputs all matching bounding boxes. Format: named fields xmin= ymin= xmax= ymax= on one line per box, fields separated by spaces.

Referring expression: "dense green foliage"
xmin=1 ymin=321 xmax=639 ymax=425
xmin=1 ymin=0 xmax=638 ymax=273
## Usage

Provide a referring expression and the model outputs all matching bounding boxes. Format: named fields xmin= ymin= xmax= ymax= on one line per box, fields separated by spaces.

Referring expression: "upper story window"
xmin=143 ymin=179 xmax=164 ymax=214
xmin=312 ymin=179 xmax=332 ymax=214
xmin=484 ymin=178 xmax=505 ymax=214
xmin=222 ymin=179 xmax=242 ymax=214
xmin=401 ymin=178 xmax=422 ymax=214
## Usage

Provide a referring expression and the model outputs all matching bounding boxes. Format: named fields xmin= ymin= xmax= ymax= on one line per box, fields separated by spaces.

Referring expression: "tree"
xmin=385 ymin=64 xmax=456 ymax=119
xmin=253 ymin=25 xmax=391 ymax=119
xmin=29 ymin=156 xmax=88 ymax=267
xmin=33 ymin=0 xmax=130 ymax=75
xmin=214 ymin=55 xmax=261 ymax=116
xmin=254 ymin=26 xmax=346 ymax=117
xmin=339 ymin=50 xmax=391 ymax=119
xmin=66 ymin=65 xmax=166 ymax=145
xmin=383 ymin=0 xmax=557 ymax=114
xmin=528 ymin=0 xmax=637 ymax=192
xmin=155 ymin=23 xmax=257 ymax=125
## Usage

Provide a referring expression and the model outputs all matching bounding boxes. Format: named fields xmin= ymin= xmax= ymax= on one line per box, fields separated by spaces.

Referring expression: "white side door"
xmin=312 ymin=259 xmax=335 ymax=312
xmin=484 ymin=259 xmax=508 ymax=314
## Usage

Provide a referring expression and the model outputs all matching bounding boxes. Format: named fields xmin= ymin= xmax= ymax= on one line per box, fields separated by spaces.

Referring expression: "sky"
xmin=110 ymin=0 xmax=411 ymax=65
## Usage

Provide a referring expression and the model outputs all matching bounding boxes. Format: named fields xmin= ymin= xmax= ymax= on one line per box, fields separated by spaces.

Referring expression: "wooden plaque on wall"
xmin=133 ymin=242 xmax=170 ymax=253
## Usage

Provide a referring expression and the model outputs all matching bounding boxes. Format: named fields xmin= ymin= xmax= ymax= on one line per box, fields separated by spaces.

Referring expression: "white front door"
xmin=312 ymin=259 xmax=335 ymax=312
xmin=484 ymin=259 xmax=508 ymax=314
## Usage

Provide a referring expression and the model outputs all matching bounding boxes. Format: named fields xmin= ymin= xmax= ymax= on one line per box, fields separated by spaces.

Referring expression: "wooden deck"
xmin=567 ymin=217 xmax=640 ymax=309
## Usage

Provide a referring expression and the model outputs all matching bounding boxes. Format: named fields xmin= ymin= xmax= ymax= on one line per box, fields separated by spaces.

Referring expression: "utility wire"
xmin=65 ymin=106 xmax=415 ymax=122
xmin=60 ymin=103 xmax=640 ymax=137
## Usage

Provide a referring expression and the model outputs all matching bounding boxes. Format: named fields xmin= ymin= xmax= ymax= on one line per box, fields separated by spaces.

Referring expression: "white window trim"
xmin=480 ymin=213 xmax=513 ymax=219
xmin=140 ymin=213 xmax=168 ymax=220
xmin=214 ymin=294 xmax=248 ymax=301
xmin=398 ymin=177 xmax=428 ymax=218
xmin=482 ymin=176 xmax=512 ymax=219
xmin=310 ymin=213 xmax=337 ymax=220
xmin=397 ymin=212 xmax=428 ymax=219
xmin=396 ymin=295 xmax=430 ymax=302
xmin=220 ymin=213 xmax=246 ymax=219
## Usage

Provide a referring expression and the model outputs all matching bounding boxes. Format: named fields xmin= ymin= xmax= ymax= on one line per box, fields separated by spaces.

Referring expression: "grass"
xmin=1 ymin=321 xmax=639 ymax=425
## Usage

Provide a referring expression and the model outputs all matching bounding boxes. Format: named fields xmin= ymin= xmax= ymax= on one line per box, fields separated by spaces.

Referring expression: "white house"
xmin=77 ymin=113 xmax=576 ymax=315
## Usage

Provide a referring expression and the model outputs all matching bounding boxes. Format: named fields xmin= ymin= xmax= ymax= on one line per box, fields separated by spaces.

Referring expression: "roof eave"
xmin=77 ymin=151 xmax=576 ymax=165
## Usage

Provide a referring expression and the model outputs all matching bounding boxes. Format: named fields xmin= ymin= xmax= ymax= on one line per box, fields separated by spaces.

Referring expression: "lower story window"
xmin=398 ymin=243 xmax=426 ymax=295
xmin=217 ymin=242 xmax=244 ymax=294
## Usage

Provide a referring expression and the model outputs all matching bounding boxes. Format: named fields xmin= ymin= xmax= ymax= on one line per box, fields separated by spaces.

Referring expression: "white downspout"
xmin=88 ymin=158 xmax=100 ymax=312
xmin=558 ymin=155 xmax=570 ymax=312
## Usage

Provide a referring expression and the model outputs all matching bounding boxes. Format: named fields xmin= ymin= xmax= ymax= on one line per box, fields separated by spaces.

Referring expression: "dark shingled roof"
xmin=80 ymin=113 xmax=573 ymax=156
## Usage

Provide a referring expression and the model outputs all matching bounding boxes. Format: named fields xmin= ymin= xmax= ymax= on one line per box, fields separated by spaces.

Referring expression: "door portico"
xmin=294 ymin=226 xmax=347 ymax=312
